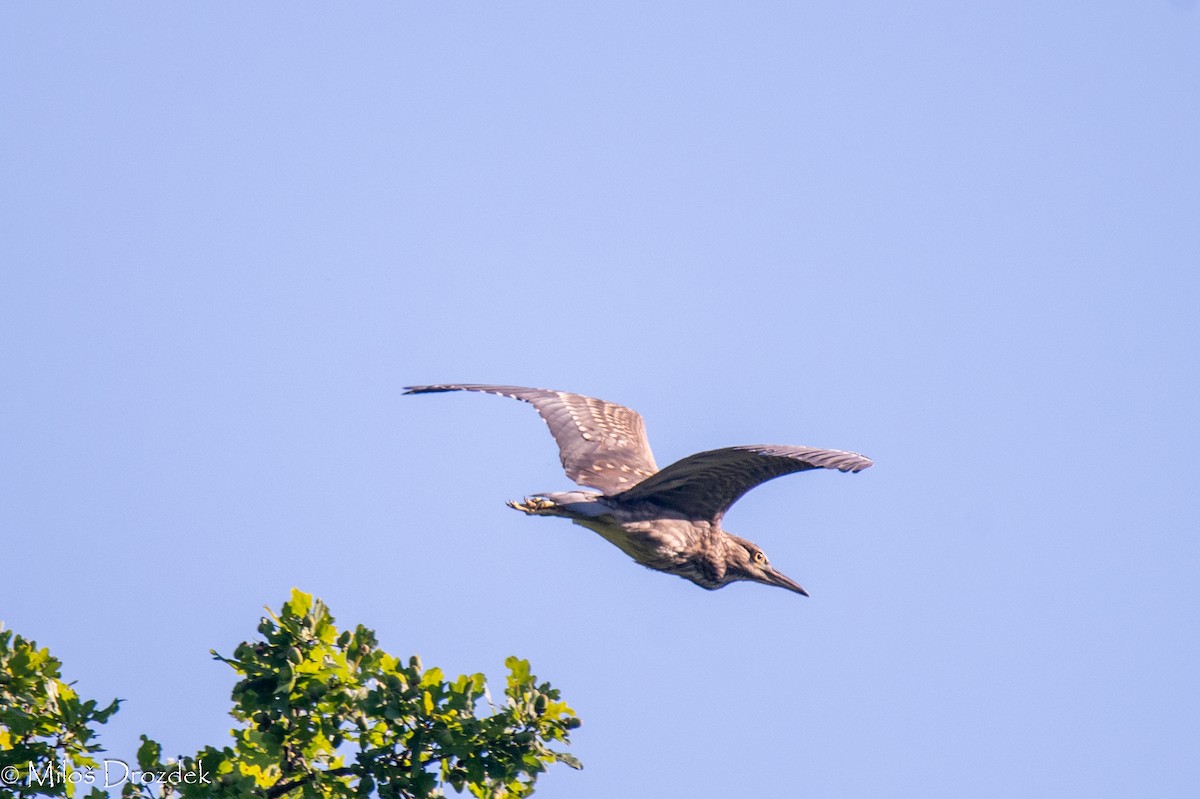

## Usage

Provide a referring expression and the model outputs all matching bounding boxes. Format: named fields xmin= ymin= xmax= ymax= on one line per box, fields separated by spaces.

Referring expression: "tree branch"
xmin=264 ymin=766 xmax=356 ymax=799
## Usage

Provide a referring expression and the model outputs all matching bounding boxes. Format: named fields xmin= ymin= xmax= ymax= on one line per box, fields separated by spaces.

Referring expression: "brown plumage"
xmin=405 ymin=384 xmax=872 ymax=596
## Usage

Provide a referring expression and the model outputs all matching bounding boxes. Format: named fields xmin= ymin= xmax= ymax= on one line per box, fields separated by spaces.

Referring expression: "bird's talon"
xmin=507 ymin=496 xmax=557 ymax=514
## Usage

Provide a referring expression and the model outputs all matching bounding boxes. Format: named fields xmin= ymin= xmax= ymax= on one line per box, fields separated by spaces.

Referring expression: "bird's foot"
xmin=506 ymin=496 xmax=558 ymax=515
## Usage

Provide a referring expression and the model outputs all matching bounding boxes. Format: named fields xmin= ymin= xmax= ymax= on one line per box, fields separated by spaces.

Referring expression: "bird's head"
xmin=723 ymin=535 xmax=809 ymax=597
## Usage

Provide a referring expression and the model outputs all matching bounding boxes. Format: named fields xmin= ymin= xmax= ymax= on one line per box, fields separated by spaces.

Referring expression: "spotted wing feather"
xmin=614 ymin=444 xmax=873 ymax=524
xmin=403 ymin=384 xmax=659 ymax=494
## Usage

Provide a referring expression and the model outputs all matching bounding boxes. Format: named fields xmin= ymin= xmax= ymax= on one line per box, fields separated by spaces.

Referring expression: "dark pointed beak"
xmin=764 ymin=566 xmax=809 ymax=597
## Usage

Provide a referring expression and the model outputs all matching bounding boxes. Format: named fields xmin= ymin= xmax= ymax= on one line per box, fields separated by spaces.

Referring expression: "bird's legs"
xmin=506 ymin=496 xmax=559 ymax=515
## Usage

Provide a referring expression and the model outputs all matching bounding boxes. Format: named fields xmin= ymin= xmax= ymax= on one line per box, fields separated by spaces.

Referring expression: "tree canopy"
xmin=0 ymin=590 xmax=581 ymax=799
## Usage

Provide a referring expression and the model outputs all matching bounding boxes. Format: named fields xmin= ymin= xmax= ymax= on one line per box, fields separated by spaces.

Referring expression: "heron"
xmin=404 ymin=384 xmax=872 ymax=596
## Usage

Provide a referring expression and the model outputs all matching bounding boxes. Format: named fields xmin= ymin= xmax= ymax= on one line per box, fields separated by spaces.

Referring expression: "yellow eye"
xmin=754 ymin=550 xmax=767 ymax=565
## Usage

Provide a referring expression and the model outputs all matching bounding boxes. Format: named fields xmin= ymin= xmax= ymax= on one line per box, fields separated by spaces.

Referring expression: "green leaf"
xmin=136 ymin=735 xmax=162 ymax=771
xmin=557 ymin=753 xmax=584 ymax=770
xmin=286 ymin=587 xmax=314 ymax=618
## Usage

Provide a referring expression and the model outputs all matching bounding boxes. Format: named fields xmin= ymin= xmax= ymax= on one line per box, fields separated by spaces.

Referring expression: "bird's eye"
xmin=754 ymin=550 xmax=767 ymax=564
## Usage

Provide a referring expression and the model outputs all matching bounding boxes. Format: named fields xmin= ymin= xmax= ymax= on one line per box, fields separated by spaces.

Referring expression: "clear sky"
xmin=2 ymin=3 xmax=1197 ymax=797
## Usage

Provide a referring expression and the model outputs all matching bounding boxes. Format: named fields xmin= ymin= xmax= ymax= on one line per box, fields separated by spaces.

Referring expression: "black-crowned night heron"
xmin=405 ymin=384 xmax=872 ymax=596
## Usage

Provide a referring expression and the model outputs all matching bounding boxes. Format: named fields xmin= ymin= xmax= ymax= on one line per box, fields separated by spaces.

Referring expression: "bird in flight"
xmin=404 ymin=384 xmax=872 ymax=596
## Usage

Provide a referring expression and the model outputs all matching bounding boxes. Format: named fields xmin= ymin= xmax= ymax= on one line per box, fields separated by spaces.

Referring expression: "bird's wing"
xmin=403 ymin=384 xmax=659 ymax=494
xmin=614 ymin=445 xmax=872 ymax=524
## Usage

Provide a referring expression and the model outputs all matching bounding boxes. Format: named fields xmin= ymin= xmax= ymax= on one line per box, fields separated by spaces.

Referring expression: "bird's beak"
xmin=764 ymin=566 xmax=809 ymax=597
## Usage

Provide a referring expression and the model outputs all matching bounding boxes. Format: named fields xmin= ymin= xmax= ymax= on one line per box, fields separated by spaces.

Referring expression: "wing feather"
xmin=614 ymin=444 xmax=872 ymax=523
xmin=403 ymin=384 xmax=659 ymax=494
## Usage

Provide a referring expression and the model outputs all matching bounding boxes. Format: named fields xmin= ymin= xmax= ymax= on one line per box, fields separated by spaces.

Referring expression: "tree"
xmin=0 ymin=626 xmax=120 ymax=799
xmin=1 ymin=590 xmax=581 ymax=798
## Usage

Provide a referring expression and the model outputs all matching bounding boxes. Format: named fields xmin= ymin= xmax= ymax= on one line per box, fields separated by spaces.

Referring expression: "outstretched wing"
xmin=403 ymin=384 xmax=659 ymax=494
xmin=614 ymin=444 xmax=872 ymax=524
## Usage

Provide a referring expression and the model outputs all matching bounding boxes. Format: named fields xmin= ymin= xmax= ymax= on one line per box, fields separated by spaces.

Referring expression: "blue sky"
xmin=2 ymin=3 xmax=1197 ymax=797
